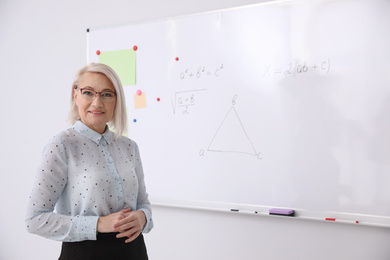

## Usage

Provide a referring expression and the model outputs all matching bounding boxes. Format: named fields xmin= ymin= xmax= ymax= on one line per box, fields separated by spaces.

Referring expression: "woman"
xmin=25 ymin=63 xmax=153 ymax=259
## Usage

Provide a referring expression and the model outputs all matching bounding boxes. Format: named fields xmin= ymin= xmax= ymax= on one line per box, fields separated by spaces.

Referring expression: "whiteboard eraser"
xmin=269 ymin=208 xmax=295 ymax=217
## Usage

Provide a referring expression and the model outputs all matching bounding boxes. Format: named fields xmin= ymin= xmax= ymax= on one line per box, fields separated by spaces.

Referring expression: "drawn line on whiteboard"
xmin=171 ymin=89 xmax=207 ymax=114
xmin=179 ymin=64 xmax=224 ymax=80
xmin=207 ymin=107 xmax=259 ymax=156
xmin=262 ymin=58 xmax=331 ymax=78
xmin=201 ymin=95 xmax=262 ymax=160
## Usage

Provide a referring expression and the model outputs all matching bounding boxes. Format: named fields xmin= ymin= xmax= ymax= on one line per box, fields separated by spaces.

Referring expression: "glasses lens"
xmin=100 ymin=92 xmax=116 ymax=102
xmin=81 ymin=89 xmax=96 ymax=101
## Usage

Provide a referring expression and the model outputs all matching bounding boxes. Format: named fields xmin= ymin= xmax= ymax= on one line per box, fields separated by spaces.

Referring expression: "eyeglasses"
xmin=78 ymin=88 xmax=117 ymax=103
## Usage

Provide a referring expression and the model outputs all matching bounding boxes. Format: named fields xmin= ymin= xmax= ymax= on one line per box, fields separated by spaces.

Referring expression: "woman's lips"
xmin=89 ymin=111 xmax=104 ymax=114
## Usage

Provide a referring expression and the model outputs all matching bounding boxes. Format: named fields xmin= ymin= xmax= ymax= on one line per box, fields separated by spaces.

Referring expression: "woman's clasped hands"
xmin=97 ymin=208 xmax=146 ymax=243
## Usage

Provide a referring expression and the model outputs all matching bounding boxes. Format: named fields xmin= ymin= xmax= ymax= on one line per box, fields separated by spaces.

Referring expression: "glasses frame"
xmin=77 ymin=87 xmax=117 ymax=103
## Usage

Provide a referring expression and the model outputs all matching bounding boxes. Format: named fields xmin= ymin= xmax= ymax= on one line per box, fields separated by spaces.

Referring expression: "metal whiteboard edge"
xmin=150 ymin=199 xmax=390 ymax=228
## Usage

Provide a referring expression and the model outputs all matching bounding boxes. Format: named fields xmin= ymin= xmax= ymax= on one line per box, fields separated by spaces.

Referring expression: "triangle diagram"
xmin=207 ymin=106 xmax=257 ymax=156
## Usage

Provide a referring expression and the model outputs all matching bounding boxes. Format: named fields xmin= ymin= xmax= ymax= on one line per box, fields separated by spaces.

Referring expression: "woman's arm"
xmin=25 ymin=135 xmax=99 ymax=242
xmin=133 ymin=143 xmax=154 ymax=233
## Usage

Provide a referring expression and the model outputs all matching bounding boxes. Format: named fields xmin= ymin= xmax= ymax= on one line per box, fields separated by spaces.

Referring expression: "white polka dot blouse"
xmin=25 ymin=121 xmax=154 ymax=242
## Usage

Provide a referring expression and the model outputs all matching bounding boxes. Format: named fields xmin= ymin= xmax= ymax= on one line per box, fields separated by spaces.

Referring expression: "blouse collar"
xmin=73 ymin=121 xmax=114 ymax=145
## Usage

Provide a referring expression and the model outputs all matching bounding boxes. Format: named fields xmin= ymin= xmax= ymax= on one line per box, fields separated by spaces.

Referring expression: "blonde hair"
xmin=68 ymin=63 xmax=127 ymax=138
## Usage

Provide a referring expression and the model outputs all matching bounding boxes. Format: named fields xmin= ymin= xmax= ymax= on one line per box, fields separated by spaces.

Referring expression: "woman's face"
xmin=73 ymin=72 xmax=116 ymax=134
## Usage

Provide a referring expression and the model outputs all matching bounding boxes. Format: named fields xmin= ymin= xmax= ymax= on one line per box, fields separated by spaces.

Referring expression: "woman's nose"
xmin=91 ymin=94 xmax=104 ymax=107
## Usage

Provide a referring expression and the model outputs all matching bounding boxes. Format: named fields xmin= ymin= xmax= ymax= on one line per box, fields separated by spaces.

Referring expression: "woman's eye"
xmin=102 ymin=92 xmax=114 ymax=97
xmin=83 ymin=91 xmax=94 ymax=96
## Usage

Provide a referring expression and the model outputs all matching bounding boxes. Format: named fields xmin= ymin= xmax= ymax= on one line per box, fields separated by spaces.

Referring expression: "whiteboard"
xmin=88 ymin=0 xmax=390 ymax=222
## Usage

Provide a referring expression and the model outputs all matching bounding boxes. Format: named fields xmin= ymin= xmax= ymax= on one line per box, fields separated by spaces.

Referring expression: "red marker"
xmin=133 ymin=45 xmax=138 ymax=51
xmin=326 ymin=218 xmax=359 ymax=224
xmin=96 ymin=50 xmax=101 ymax=55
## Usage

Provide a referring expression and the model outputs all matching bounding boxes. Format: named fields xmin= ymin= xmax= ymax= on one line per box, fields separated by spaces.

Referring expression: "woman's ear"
xmin=73 ymin=88 xmax=79 ymax=106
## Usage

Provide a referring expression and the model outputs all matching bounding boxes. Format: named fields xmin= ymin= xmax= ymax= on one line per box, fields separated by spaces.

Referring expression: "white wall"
xmin=1 ymin=0 xmax=389 ymax=259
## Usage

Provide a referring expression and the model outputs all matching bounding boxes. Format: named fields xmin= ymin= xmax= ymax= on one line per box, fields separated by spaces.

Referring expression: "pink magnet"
xmin=96 ymin=50 xmax=101 ymax=55
xmin=136 ymin=89 xmax=142 ymax=96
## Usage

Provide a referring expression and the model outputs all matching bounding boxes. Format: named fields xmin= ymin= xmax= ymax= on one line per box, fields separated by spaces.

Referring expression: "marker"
xmin=231 ymin=209 xmax=259 ymax=214
xmin=325 ymin=218 xmax=359 ymax=224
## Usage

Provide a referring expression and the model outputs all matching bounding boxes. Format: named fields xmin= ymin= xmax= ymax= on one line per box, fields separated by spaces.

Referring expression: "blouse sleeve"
xmin=134 ymin=143 xmax=154 ymax=233
xmin=25 ymin=135 xmax=99 ymax=242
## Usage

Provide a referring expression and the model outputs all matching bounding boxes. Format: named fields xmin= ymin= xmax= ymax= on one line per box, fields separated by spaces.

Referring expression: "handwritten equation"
xmin=180 ymin=64 xmax=224 ymax=80
xmin=262 ymin=58 xmax=330 ymax=78
xmin=171 ymin=89 xmax=206 ymax=114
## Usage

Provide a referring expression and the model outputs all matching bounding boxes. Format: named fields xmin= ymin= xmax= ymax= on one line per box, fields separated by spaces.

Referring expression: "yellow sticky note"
xmin=99 ymin=49 xmax=136 ymax=85
xmin=134 ymin=92 xmax=147 ymax=109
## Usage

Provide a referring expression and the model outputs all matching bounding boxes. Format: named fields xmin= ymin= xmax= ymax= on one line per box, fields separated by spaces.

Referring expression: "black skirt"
xmin=58 ymin=233 xmax=148 ymax=260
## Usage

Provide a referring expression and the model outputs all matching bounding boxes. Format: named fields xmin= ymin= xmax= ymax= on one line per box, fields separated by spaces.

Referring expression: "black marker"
xmin=231 ymin=209 xmax=259 ymax=214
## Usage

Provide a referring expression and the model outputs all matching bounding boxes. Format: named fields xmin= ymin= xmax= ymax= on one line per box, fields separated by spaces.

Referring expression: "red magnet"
xmin=96 ymin=50 xmax=101 ymax=55
xmin=136 ymin=89 xmax=142 ymax=96
xmin=157 ymin=97 xmax=160 ymax=102
xmin=175 ymin=57 xmax=179 ymax=61
xmin=133 ymin=46 xmax=138 ymax=51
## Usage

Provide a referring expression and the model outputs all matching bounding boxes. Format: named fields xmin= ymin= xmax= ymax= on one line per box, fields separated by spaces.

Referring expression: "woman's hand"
xmin=97 ymin=208 xmax=132 ymax=233
xmin=113 ymin=209 xmax=146 ymax=243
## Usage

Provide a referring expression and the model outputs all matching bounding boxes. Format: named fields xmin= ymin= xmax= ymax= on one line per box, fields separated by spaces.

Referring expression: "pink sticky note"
xmin=134 ymin=92 xmax=147 ymax=109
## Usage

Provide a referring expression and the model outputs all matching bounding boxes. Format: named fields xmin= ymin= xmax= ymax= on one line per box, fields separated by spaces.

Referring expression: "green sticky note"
xmin=99 ymin=49 xmax=136 ymax=85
